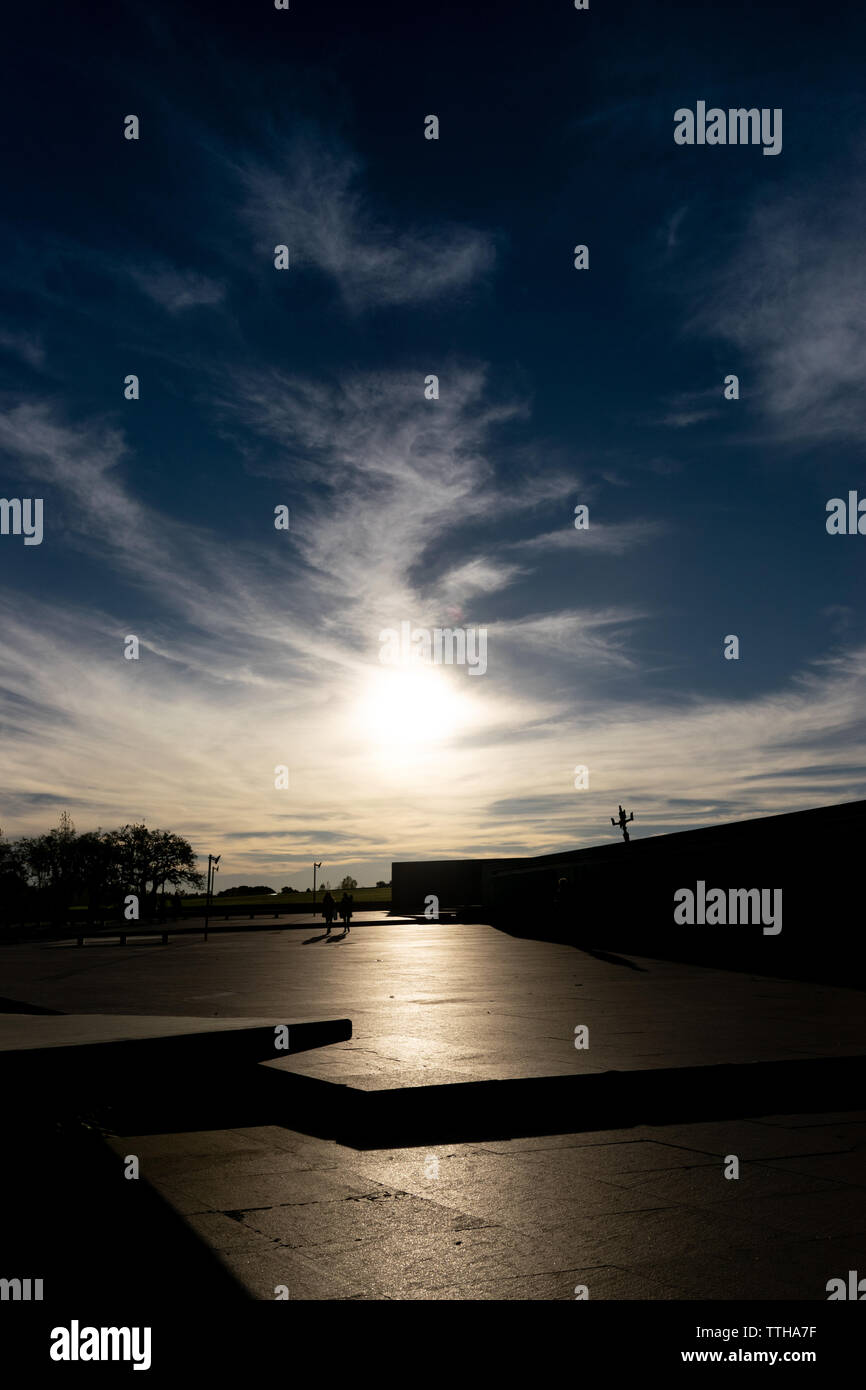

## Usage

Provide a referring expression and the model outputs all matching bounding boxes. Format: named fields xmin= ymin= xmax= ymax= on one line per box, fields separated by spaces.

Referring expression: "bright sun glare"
xmin=358 ymin=666 xmax=464 ymax=748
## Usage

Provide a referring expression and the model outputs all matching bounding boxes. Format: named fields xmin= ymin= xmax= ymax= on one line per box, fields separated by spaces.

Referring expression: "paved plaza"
xmin=2 ymin=920 xmax=865 ymax=1299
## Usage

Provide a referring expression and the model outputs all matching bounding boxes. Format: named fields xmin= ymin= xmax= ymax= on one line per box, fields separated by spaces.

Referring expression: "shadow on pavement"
xmin=2 ymin=1110 xmax=249 ymax=1302
xmin=83 ymin=1051 xmax=866 ymax=1151
xmin=577 ymin=947 xmax=649 ymax=972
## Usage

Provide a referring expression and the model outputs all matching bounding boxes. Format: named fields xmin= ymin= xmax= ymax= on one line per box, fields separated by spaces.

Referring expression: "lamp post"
xmin=611 ymin=806 xmax=634 ymax=844
xmin=313 ymin=861 xmax=322 ymax=916
xmin=204 ymin=853 xmax=221 ymax=940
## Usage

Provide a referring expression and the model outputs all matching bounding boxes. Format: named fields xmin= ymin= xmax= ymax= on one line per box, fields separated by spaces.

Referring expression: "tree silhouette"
xmin=6 ymin=816 xmax=204 ymax=924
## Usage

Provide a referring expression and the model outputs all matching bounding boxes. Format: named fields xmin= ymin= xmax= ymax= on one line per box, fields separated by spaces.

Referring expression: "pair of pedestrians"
xmin=322 ymin=891 xmax=353 ymax=933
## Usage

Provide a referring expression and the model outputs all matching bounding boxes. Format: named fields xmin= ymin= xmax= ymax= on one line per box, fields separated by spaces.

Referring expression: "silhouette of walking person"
xmin=322 ymin=891 xmax=336 ymax=934
xmin=339 ymin=892 xmax=353 ymax=933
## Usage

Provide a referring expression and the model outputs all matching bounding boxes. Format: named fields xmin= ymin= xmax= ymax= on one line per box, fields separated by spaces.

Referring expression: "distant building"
xmin=391 ymin=800 xmax=866 ymax=985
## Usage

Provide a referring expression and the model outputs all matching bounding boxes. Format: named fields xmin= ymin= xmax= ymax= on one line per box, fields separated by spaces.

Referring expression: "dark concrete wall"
xmin=392 ymin=800 xmax=866 ymax=983
xmin=489 ymin=799 xmax=866 ymax=984
xmin=391 ymin=858 xmax=498 ymax=914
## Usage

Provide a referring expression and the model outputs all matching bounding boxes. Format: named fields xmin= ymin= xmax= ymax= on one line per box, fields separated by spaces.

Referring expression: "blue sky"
xmin=1 ymin=0 xmax=865 ymax=889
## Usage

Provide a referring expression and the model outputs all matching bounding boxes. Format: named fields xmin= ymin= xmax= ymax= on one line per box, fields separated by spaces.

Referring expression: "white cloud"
xmin=234 ymin=133 xmax=495 ymax=310
xmin=435 ymin=558 xmax=527 ymax=603
xmin=494 ymin=608 xmax=644 ymax=671
xmin=3 ymin=384 xmax=864 ymax=880
xmin=512 ymin=519 xmax=664 ymax=554
xmin=664 ymin=205 xmax=688 ymax=253
xmin=0 ymin=329 xmax=46 ymax=369
xmin=659 ymin=385 xmax=722 ymax=429
xmin=694 ymin=178 xmax=866 ymax=443
xmin=221 ymin=364 xmax=525 ymax=630
xmin=129 ymin=264 xmax=225 ymax=313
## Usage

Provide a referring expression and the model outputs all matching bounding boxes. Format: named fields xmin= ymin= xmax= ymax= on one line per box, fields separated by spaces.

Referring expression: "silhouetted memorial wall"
xmin=392 ymin=800 xmax=866 ymax=985
xmin=391 ymin=856 xmax=492 ymax=915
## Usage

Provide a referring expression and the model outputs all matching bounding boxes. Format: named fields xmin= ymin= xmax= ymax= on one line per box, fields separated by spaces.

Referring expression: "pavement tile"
xmin=760 ymin=1153 xmax=866 ymax=1188
xmin=598 ymin=1161 xmax=844 ymax=1206
xmin=183 ymin=1210 xmax=282 ymax=1253
xmin=164 ymin=1167 xmax=385 ymax=1213
xmin=106 ymin=1131 xmax=269 ymax=1161
xmin=229 ymin=1126 xmax=347 ymax=1164
xmin=403 ymin=1266 xmax=683 ymax=1300
xmin=285 ymin=1225 xmax=573 ymax=1296
xmin=626 ymin=1234 xmax=864 ymax=1301
xmin=754 ymin=1112 xmax=866 ymax=1129
xmin=509 ymin=1140 xmax=722 ymax=1177
xmin=4 ymin=925 xmax=864 ymax=1086
xmin=477 ymin=1128 xmax=659 ymax=1153
xmin=123 ymin=1149 xmax=331 ymax=1182
xmin=697 ymin=1188 xmax=866 ymax=1240
xmin=238 ymin=1191 xmax=487 ymax=1247
xmin=7 ymin=922 xmax=864 ymax=1300
xmin=540 ymin=1205 xmax=788 ymax=1268
xmin=215 ymin=1244 xmax=366 ymax=1300
xmin=431 ymin=1186 xmax=674 ymax=1234
xmin=599 ymin=1120 xmax=859 ymax=1162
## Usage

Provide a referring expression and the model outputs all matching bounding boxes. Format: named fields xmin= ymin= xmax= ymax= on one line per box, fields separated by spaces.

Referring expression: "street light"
xmin=313 ymin=861 xmax=322 ymax=916
xmin=204 ymin=853 xmax=221 ymax=941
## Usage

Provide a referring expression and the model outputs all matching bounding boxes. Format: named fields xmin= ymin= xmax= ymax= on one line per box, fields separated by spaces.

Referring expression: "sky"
xmin=1 ymin=0 xmax=865 ymax=890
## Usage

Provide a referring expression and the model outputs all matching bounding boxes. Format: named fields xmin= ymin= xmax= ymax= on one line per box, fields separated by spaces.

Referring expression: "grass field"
xmin=183 ymin=886 xmax=391 ymax=908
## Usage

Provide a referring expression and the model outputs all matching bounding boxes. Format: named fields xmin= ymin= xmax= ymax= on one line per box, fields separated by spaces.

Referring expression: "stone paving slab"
xmin=697 ymin=1187 xmax=866 ymax=1239
xmin=0 ymin=1012 xmax=352 ymax=1091
xmin=0 ymin=1013 xmax=300 ymax=1051
xmin=105 ymin=1108 xmax=866 ymax=1299
xmin=403 ymin=1266 xmax=686 ymax=1300
xmin=2 ymin=925 xmax=863 ymax=1090
xmin=591 ymin=1119 xmax=862 ymax=1162
xmin=240 ymin=1191 xmax=488 ymax=1248
xmin=600 ymin=1164 xmax=844 ymax=1206
xmin=625 ymin=1235 xmax=866 ymax=1302
xmin=756 ymin=1151 xmax=866 ymax=1187
xmin=5 ymin=921 xmax=865 ymax=1299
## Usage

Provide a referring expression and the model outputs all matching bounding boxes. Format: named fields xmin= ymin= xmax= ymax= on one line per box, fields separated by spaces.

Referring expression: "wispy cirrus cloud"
xmin=233 ymin=131 xmax=495 ymax=311
xmin=659 ymin=386 xmax=724 ymax=429
xmin=494 ymin=608 xmax=645 ymax=672
xmin=218 ymin=364 xmax=523 ymax=627
xmin=691 ymin=172 xmax=866 ymax=443
xmin=0 ymin=400 xmax=309 ymax=657
xmin=3 ymin=358 xmax=864 ymax=880
xmin=435 ymin=558 xmax=528 ymax=605
xmin=511 ymin=519 xmax=665 ymax=554
xmin=128 ymin=263 xmax=226 ymax=314
xmin=0 ymin=376 xmax=654 ymax=871
xmin=5 ymin=581 xmax=865 ymax=873
xmin=0 ymin=329 xmax=46 ymax=369
xmin=662 ymin=205 xmax=688 ymax=254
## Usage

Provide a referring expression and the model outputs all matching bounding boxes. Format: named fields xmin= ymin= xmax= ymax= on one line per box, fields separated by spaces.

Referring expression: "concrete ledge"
xmin=0 ymin=1014 xmax=353 ymax=1088
xmin=257 ymin=1051 xmax=866 ymax=1149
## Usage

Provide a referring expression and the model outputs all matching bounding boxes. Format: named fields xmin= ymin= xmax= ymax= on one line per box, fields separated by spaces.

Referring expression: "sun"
xmin=357 ymin=666 xmax=464 ymax=749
